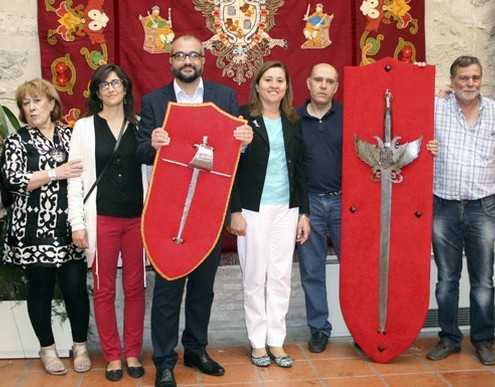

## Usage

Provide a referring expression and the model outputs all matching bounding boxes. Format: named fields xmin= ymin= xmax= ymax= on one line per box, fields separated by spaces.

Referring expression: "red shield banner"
xmin=340 ymin=58 xmax=435 ymax=363
xmin=142 ymin=103 xmax=245 ymax=280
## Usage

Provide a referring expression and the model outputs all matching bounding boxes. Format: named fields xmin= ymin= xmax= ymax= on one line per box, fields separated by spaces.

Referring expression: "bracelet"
xmin=48 ymin=168 xmax=57 ymax=183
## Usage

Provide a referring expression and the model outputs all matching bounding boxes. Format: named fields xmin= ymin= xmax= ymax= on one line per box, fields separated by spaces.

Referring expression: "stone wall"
xmin=425 ymin=0 xmax=495 ymax=97
xmin=0 ymin=0 xmax=41 ymax=113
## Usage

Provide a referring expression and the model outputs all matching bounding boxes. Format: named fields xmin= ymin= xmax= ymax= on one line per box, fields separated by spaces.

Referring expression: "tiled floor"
xmin=2 ymin=335 xmax=495 ymax=386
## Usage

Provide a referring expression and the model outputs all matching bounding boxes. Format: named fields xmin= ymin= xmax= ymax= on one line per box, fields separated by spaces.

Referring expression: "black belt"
xmin=316 ymin=190 xmax=341 ymax=197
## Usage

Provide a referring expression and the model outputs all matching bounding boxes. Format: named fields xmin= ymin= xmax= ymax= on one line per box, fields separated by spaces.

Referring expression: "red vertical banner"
xmin=37 ymin=1 xmax=424 ymax=124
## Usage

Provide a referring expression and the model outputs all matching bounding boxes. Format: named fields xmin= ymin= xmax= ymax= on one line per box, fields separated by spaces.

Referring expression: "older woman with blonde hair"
xmin=2 ymin=78 xmax=90 ymax=375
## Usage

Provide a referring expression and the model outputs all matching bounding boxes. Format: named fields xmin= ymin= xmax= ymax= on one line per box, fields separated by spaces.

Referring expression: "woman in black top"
xmin=68 ymin=64 xmax=146 ymax=381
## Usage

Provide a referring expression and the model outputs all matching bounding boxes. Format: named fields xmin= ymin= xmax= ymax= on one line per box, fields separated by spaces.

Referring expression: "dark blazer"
xmin=136 ymin=80 xmax=240 ymax=165
xmin=230 ymin=105 xmax=309 ymax=214
xmin=140 ymin=80 xmax=242 ymax=366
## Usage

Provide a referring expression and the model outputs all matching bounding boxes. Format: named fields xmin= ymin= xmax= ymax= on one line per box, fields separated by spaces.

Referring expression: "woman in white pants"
xmin=229 ymin=60 xmax=310 ymax=368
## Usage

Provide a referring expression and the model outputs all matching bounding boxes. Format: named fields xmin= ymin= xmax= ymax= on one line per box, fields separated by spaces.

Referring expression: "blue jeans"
xmin=297 ymin=192 xmax=341 ymax=336
xmin=432 ymin=195 xmax=495 ymax=347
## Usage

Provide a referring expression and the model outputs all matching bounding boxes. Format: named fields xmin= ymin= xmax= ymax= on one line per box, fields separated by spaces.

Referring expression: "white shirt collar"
xmin=173 ymin=78 xmax=204 ymax=103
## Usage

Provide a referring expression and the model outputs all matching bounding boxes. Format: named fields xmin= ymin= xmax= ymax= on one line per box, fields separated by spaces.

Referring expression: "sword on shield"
xmin=162 ymin=135 xmax=231 ymax=244
xmin=355 ymin=90 xmax=422 ymax=334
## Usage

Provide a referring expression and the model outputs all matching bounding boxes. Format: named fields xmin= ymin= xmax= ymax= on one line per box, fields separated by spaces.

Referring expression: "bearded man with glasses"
xmin=136 ymin=34 xmax=253 ymax=387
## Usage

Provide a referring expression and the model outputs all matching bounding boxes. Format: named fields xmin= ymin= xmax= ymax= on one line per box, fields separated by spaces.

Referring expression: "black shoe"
xmin=155 ymin=368 xmax=176 ymax=387
xmin=105 ymin=368 xmax=123 ymax=382
xmin=476 ymin=342 xmax=495 ymax=365
xmin=127 ymin=365 xmax=145 ymax=378
xmin=184 ymin=352 xmax=225 ymax=376
xmin=426 ymin=339 xmax=461 ymax=361
xmin=308 ymin=331 xmax=329 ymax=353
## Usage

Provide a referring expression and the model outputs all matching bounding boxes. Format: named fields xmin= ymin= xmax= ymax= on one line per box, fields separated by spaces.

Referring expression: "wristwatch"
xmin=48 ymin=168 xmax=57 ymax=183
xmin=299 ymin=213 xmax=310 ymax=221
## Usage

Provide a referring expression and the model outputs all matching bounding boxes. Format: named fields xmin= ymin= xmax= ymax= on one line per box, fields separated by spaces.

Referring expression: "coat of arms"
xmin=193 ymin=0 xmax=287 ymax=84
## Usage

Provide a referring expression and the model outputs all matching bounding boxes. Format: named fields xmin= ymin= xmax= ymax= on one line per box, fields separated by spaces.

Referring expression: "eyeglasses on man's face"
xmin=98 ymin=79 xmax=123 ymax=91
xmin=171 ymin=51 xmax=203 ymax=61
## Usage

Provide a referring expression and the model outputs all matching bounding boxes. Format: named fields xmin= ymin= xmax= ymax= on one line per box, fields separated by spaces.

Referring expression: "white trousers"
xmin=237 ymin=204 xmax=299 ymax=348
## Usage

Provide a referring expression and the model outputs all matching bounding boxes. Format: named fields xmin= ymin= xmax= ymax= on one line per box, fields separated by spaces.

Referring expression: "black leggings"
xmin=24 ymin=259 xmax=90 ymax=347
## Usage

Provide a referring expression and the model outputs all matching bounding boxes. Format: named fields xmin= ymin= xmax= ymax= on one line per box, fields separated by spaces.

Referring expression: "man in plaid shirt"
xmin=427 ymin=55 xmax=495 ymax=366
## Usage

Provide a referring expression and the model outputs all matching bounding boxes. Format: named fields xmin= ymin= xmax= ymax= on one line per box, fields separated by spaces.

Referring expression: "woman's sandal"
xmin=39 ymin=344 xmax=67 ymax=375
xmin=71 ymin=342 xmax=92 ymax=373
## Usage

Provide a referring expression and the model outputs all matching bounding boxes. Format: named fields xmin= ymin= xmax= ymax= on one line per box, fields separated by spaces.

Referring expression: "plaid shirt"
xmin=434 ymin=93 xmax=495 ymax=200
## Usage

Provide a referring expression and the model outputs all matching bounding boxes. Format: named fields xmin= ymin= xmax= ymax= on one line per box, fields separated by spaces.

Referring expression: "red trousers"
xmin=92 ymin=215 xmax=145 ymax=362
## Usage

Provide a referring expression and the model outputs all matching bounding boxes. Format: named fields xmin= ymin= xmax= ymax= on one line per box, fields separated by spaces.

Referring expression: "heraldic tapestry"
xmin=38 ymin=0 xmax=425 ymax=124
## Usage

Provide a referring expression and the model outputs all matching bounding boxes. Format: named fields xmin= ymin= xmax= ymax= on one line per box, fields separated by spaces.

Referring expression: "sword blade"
xmin=377 ymin=89 xmax=393 ymax=334
xmin=355 ymin=90 xmax=421 ymax=335
xmin=172 ymin=168 xmax=200 ymax=244
xmin=378 ymin=176 xmax=392 ymax=333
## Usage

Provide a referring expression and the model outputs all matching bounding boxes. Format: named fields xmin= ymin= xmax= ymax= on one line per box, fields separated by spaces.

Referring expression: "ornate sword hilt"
xmin=188 ymin=136 xmax=214 ymax=171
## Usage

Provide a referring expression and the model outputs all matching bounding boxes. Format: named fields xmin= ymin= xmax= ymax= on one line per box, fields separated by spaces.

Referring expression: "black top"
xmin=296 ymin=99 xmax=343 ymax=193
xmin=94 ymin=115 xmax=143 ymax=218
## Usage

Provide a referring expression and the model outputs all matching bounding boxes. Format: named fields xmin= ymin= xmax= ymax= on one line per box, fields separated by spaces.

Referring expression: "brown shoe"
xmin=426 ymin=339 xmax=461 ymax=361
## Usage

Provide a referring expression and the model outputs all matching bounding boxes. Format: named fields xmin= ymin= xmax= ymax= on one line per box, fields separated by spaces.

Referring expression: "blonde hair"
xmin=15 ymin=78 xmax=63 ymax=123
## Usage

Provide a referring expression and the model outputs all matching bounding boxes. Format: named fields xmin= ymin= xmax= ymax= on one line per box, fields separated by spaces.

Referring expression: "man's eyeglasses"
xmin=99 ymin=79 xmax=123 ymax=91
xmin=171 ymin=51 xmax=203 ymax=61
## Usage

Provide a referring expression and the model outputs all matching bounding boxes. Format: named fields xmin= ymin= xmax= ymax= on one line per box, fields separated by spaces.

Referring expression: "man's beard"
xmin=455 ymin=89 xmax=480 ymax=103
xmin=172 ymin=64 xmax=203 ymax=83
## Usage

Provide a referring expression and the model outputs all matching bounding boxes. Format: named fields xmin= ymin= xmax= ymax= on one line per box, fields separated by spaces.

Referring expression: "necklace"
xmin=49 ymin=127 xmax=67 ymax=162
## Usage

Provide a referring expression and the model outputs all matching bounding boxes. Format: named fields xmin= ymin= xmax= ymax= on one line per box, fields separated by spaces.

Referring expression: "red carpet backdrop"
xmin=38 ymin=1 xmax=425 ymax=125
